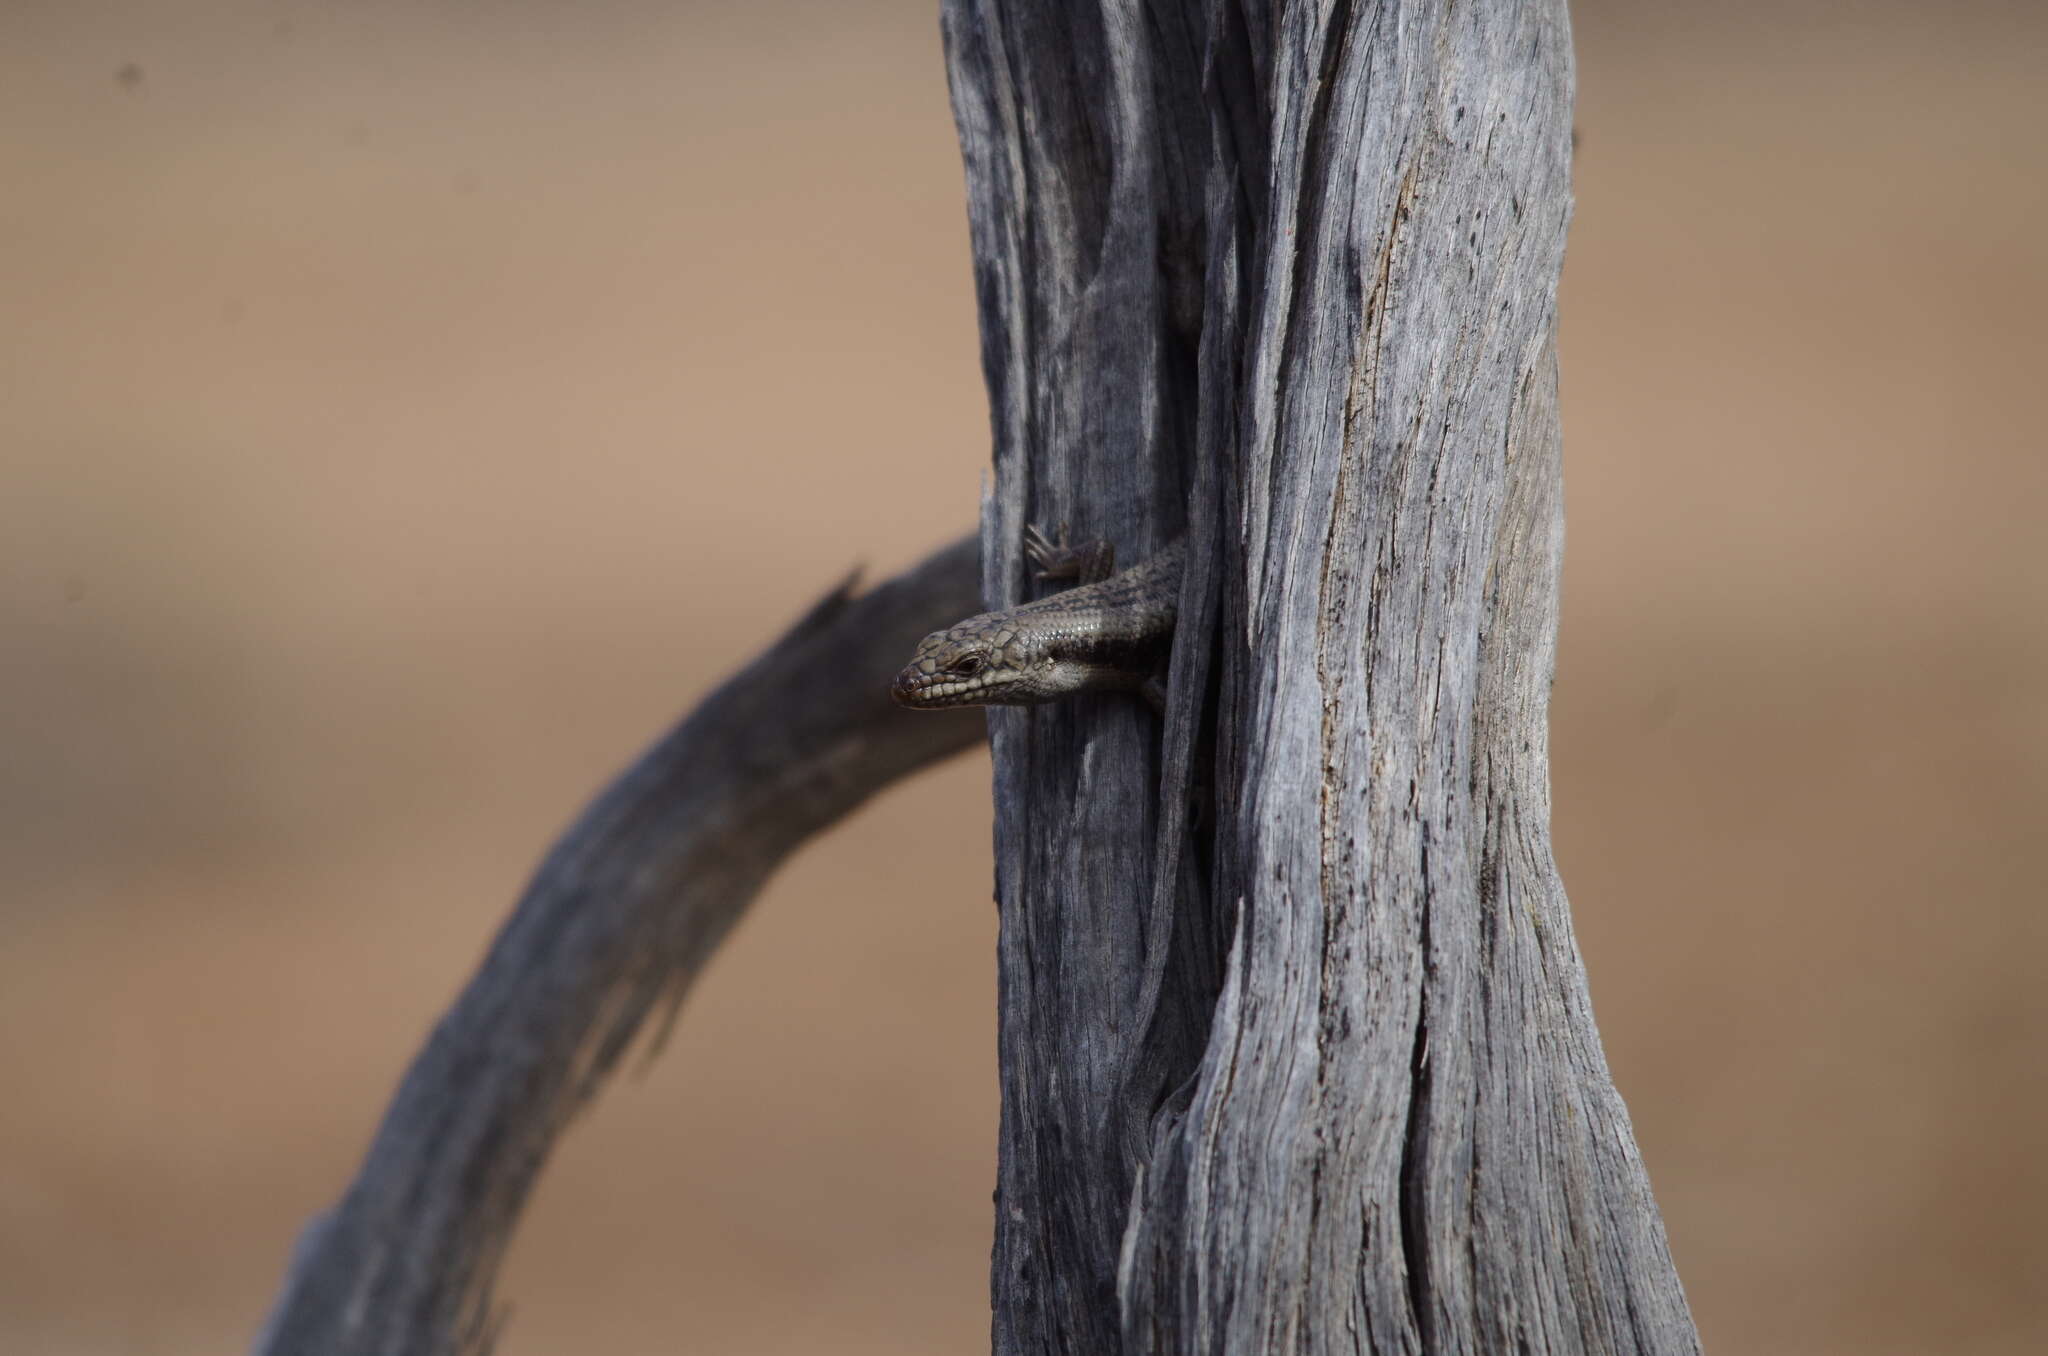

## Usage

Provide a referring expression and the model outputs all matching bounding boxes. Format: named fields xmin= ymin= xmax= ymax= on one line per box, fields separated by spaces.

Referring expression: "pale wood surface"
xmin=942 ymin=2 xmax=1701 ymax=1351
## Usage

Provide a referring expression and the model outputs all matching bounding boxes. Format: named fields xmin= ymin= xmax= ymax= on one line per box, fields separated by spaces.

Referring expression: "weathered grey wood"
xmin=941 ymin=4 xmax=1213 ymax=1350
xmin=943 ymin=2 xmax=1701 ymax=1352
xmin=252 ymin=537 xmax=984 ymax=1356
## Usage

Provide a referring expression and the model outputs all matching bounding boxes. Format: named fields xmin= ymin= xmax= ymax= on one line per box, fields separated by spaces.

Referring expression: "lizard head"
xmin=891 ymin=612 xmax=1063 ymax=708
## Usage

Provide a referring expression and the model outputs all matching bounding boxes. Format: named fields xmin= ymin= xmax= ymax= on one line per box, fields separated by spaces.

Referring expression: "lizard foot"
xmin=1024 ymin=522 xmax=1116 ymax=587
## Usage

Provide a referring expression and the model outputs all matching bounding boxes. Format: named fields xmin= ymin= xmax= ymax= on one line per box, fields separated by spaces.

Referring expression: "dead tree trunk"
xmin=942 ymin=2 xmax=1701 ymax=1351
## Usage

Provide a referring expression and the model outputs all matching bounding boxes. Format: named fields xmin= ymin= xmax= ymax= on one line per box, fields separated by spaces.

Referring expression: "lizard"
xmin=889 ymin=525 xmax=1184 ymax=710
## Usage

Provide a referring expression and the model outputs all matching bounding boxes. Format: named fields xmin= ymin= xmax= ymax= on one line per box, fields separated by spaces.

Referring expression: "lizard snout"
xmin=889 ymin=662 xmax=933 ymax=708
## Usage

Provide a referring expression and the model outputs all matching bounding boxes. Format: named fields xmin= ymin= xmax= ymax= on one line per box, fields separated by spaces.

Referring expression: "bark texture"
xmin=252 ymin=537 xmax=984 ymax=1356
xmin=942 ymin=2 xmax=1701 ymax=1352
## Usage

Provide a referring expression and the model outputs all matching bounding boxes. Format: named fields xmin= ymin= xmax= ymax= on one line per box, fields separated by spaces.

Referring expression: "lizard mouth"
xmin=891 ymin=666 xmax=954 ymax=708
xmin=891 ymin=664 xmax=992 ymax=709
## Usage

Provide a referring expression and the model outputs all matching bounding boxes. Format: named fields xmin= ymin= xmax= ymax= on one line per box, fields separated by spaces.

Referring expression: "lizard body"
xmin=890 ymin=529 xmax=1183 ymax=709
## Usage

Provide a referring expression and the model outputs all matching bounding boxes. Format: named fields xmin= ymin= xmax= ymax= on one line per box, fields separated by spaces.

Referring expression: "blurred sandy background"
xmin=2 ymin=1 xmax=2042 ymax=1351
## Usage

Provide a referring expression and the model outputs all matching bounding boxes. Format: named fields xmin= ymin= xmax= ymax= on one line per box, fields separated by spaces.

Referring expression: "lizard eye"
xmin=947 ymin=651 xmax=986 ymax=678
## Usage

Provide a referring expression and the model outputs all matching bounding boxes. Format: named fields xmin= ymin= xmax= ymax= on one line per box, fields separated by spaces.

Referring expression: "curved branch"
xmin=253 ymin=535 xmax=985 ymax=1356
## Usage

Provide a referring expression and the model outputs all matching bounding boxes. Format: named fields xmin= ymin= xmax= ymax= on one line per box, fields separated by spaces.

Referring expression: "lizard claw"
xmin=1024 ymin=521 xmax=1113 ymax=585
xmin=1023 ymin=522 xmax=1066 ymax=579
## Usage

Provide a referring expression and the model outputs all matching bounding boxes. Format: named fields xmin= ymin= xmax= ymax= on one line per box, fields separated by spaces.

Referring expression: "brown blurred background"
xmin=2 ymin=1 xmax=2042 ymax=1351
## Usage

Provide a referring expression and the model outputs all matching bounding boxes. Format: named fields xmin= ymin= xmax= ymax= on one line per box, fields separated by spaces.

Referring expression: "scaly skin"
xmin=890 ymin=533 xmax=1183 ymax=709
